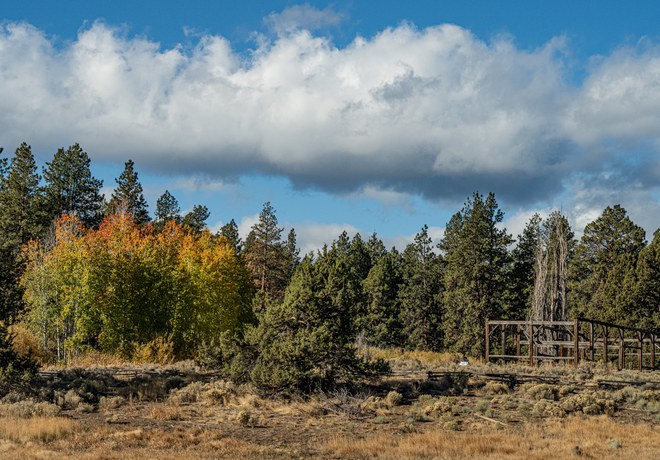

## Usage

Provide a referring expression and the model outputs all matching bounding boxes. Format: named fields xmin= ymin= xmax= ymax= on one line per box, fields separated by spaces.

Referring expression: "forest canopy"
xmin=1 ymin=142 xmax=659 ymax=390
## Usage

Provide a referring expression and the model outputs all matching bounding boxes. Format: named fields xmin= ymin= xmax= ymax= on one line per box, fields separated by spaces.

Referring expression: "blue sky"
xmin=2 ymin=1 xmax=660 ymax=252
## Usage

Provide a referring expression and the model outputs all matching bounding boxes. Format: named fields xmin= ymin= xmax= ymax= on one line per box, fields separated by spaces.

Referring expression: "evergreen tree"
xmin=182 ymin=204 xmax=209 ymax=233
xmin=366 ymin=232 xmax=387 ymax=263
xmin=0 ymin=147 xmax=7 ymax=182
xmin=362 ymin=249 xmax=403 ymax=348
xmin=154 ymin=190 xmax=181 ymax=231
xmin=284 ymin=228 xmax=300 ymax=282
xmin=316 ymin=232 xmax=366 ymax=341
xmin=506 ymin=213 xmax=542 ymax=319
xmin=42 ymin=143 xmax=104 ymax=227
xmin=219 ymin=256 xmax=380 ymax=391
xmin=0 ymin=143 xmax=46 ymax=321
xmin=440 ymin=192 xmax=513 ymax=357
xmin=568 ymin=205 xmax=646 ymax=324
xmin=107 ymin=159 xmax=150 ymax=224
xmin=243 ymin=202 xmax=288 ymax=298
xmin=634 ymin=229 xmax=660 ymax=330
xmin=220 ymin=219 xmax=242 ymax=255
xmin=398 ymin=225 xmax=444 ymax=351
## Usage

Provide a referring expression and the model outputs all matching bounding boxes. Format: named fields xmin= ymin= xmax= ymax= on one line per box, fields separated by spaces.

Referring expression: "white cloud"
xmin=355 ymin=185 xmax=415 ymax=211
xmin=237 ymin=213 xmax=260 ymax=239
xmin=173 ymin=176 xmax=227 ymax=192
xmin=295 ymin=222 xmax=360 ymax=254
xmin=1 ymin=19 xmax=660 ymax=235
xmin=264 ymin=4 xmax=345 ymax=35
xmin=503 ymin=209 xmax=549 ymax=240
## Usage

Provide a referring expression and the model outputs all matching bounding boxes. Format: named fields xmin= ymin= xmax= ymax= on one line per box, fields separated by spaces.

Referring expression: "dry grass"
xmin=2 ymin=349 xmax=658 ymax=459
xmin=367 ymin=347 xmax=462 ymax=366
xmin=0 ymin=416 xmax=78 ymax=444
xmin=323 ymin=416 xmax=659 ymax=459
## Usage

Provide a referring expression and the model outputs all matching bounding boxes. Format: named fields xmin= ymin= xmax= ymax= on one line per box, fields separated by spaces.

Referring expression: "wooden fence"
xmin=486 ymin=318 xmax=659 ymax=371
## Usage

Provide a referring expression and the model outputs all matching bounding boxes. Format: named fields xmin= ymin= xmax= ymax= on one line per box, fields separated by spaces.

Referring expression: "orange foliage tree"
xmin=21 ymin=212 xmax=254 ymax=362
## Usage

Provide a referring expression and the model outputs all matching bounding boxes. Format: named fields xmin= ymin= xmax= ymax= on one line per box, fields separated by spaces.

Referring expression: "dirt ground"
xmin=1 ymin=362 xmax=659 ymax=459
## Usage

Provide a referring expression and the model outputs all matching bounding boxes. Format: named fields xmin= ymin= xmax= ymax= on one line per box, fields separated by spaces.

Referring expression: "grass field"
xmin=0 ymin=349 xmax=658 ymax=459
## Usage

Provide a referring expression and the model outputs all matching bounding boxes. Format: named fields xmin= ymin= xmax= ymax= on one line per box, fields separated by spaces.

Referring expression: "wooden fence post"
xmin=485 ymin=320 xmax=490 ymax=364
xmin=529 ymin=320 xmax=534 ymax=367
xmin=574 ymin=318 xmax=579 ymax=368
xmin=651 ymin=334 xmax=656 ymax=371
xmin=603 ymin=326 xmax=608 ymax=368
xmin=638 ymin=331 xmax=643 ymax=371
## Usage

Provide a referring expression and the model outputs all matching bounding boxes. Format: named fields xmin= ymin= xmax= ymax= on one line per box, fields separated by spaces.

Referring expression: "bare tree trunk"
xmin=531 ymin=213 xmax=569 ymax=353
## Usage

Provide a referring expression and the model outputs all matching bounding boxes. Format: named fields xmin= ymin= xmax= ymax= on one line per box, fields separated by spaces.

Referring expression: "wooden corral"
xmin=486 ymin=318 xmax=659 ymax=371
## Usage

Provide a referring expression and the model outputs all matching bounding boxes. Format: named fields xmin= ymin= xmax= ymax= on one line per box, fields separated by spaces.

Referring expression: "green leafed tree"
xmin=42 ymin=143 xmax=104 ymax=228
xmin=107 ymin=159 xmax=150 ymax=224
xmin=568 ymin=204 xmax=646 ymax=325
xmin=398 ymin=225 xmax=444 ymax=351
xmin=440 ymin=192 xmax=513 ymax=358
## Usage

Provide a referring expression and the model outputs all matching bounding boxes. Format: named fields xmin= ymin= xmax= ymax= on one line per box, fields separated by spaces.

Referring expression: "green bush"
xmin=199 ymin=258 xmax=388 ymax=392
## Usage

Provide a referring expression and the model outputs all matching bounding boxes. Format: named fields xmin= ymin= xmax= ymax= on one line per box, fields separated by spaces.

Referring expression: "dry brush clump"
xmin=0 ymin=416 xmax=78 ymax=444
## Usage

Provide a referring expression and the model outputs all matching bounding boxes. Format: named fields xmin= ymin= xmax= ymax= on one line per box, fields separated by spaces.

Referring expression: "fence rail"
xmin=486 ymin=318 xmax=659 ymax=371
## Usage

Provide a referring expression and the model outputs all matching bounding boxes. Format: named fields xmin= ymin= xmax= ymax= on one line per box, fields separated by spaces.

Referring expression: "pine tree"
xmin=506 ymin=214 xmax=542 ymax=319
xmin=154 ymin=190 xmax=181 ymax=231
xmin=362 ymin=249 xmax=403 ymax=348
xmin=243 ymin=202 xmax=287 ymax=298
xmin=0 ymin=147 xmax=7 ymax=182
xmin=42 ymin=143 xmax=104 ymax=228
xmin=284 ymin=228 xmax=300 ymax=282
xmin=568 ymin=205 xmax=645 ymax=324
xmin=398 ymin=225 xmax=444 ymax=351
xmin=220 ymin=219 xmax=242 ymax=255
xmin=182 ymin=205 xmax=209 ymax=233
xmin=224 ymin=255 xmax=379 ymax=391
xmin=107 ymin=159 xmax=150 ymax=224
xmin=635 ymin=229 xmax=660 ymax=330
xmin=440 ymin=192 xmax=513 ymax=358
xmin=366 ymin=233 xmax=387 ymax=263
xmin=0 ymin=143 xmax=46 ymax=321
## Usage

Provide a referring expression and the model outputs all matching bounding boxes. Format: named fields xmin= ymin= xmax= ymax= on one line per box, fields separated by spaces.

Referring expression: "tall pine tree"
xmin=506 ymin=213 xmax=542 ymax=319
xmin=398 ymin=225 xmax=444 ymax=351
xmin=42 ymin=143 xmax=104 ymax=228
xmin=154 ymin=190 xmax=181 ymax=231
xmin=220 ymin=219 xmax=242 ymax=255
xmin=243 ymin=202 xmax=288 ymax=298
xmin=0 ymin=143 xmax=46 ymax=321
xmin=182 ymin=205 xmax=209 ymax=233
xmin=568 ymin=205 xmax=645 ymax=324
xmin=440 ymin=192 xmax=512 ymax=358
xmin=107 ymin=159 xmax=150 ymax=224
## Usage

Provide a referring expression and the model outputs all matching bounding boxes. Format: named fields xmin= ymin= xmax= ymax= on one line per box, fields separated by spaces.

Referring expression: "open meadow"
xmin=0 ymin=351 xmax=658 ymax=459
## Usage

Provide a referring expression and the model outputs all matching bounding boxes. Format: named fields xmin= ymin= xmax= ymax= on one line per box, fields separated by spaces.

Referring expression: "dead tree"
xmin=531 ymin=212 xmax=571 ymax=350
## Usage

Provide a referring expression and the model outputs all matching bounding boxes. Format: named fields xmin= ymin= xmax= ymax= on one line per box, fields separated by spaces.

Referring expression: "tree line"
xmin=1 ymin=142 xmax=659 ymax=391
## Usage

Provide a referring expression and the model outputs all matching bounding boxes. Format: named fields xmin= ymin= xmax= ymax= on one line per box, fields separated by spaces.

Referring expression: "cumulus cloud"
xmin=0 ymin=18 xmax=659 ymax=235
